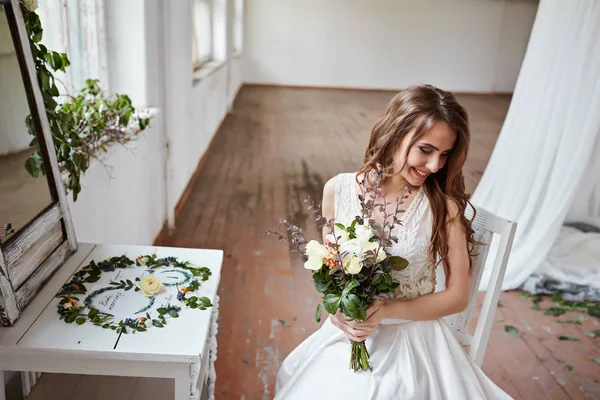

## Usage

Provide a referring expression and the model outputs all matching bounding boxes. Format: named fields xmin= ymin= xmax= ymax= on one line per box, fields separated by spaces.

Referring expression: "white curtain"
xmin=473 ymin=0 xmax=600 ymax=291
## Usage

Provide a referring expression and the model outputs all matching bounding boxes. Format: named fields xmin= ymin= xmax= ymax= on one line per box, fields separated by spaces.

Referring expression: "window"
xmin=232 ymin=0 xmax=243 ymax=55
xmin=192 ymin=0 xmax=213 ymax=70
xmin=36 ymin=0 xmax=108 ymax=94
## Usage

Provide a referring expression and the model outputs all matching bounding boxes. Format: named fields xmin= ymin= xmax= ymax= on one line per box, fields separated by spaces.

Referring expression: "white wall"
xmin=163 ymin=0 xmax=242 ymax=227
xmin=243 ymin=0 xmax=539 ymax=93
xmin=68 ymin=0 xmax=243 ymax=244
xmin=67 ymin=111 xmax=165 ymax=246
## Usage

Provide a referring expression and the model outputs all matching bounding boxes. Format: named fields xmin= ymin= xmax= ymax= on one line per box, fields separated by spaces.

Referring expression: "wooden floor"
xmin=29 ymin=86 xmax=600 ymax=399
xmin=157 ymin=86 xmax=599 ymax=400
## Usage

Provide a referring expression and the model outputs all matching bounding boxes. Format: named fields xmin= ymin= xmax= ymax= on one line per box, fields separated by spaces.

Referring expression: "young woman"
xmin=275 ymin=85 xmax=513 ymax=399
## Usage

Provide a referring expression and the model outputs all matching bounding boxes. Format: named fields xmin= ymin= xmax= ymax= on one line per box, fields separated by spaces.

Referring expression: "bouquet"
xmin=266 ymin=172 xmax=410 ymax=372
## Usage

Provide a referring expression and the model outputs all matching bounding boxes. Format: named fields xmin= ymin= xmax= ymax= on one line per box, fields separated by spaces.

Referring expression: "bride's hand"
xmin=364 ymin=299 xmax=387 ymax=325
xmin=330 ymin=303 xmax=386 ymax=342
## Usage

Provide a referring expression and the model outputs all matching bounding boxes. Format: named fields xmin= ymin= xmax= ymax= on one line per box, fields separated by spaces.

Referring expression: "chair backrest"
xmin=444 ymin=205 xmax=517 ymax=367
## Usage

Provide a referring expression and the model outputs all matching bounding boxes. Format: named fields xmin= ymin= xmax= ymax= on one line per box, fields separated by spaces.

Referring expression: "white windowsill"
xmin=193 ymin=60 xmax=226 ymax=84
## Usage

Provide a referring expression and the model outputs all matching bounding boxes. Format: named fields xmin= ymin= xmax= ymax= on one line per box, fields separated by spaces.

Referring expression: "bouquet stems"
xmin=350 ymin=340 xmax=372 ymax=372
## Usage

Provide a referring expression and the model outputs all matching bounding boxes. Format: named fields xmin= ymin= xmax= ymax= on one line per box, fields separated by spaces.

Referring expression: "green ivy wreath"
xmin=55 ymin=254 xmax=213 ymax=334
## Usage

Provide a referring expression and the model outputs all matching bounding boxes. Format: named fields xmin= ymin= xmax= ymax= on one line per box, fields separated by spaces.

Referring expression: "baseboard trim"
xmin=243 ymin=82 xmax=512 ymax=96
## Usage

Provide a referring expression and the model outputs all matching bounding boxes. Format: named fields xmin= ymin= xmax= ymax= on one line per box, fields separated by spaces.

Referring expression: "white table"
xmin=0 ymin=244 xmax=223 ymax=400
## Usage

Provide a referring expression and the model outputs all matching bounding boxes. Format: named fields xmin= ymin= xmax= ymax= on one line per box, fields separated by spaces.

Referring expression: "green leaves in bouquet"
xmin=313 ymin=267 xmax=335 ymax=293
xmin=342 ymin=294 xmax=365 ymax=321
xmin=315 ymin=303 xmax=323 ymax=323
xmin=323 ymin=294 xmax=342 ymax=314
xmin=321 ymin=279 xmax=368 ymax=321
xmin=389 ymin=256 xmax=409 ymax=271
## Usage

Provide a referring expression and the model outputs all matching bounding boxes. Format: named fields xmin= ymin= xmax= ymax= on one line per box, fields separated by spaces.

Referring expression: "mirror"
xmin=0 ymin=0 xmax=77 ymax=327
xmin=0 ymin=5 xmax=54 ymax=243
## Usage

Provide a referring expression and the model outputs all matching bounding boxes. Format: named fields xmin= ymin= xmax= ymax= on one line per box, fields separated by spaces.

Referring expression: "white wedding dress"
xmin=274 ymin=173 xmax=513 ymax=400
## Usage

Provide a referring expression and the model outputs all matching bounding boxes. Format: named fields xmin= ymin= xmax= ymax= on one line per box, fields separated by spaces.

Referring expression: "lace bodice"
xmin=333 ymin=173 xmax=437 ymax=300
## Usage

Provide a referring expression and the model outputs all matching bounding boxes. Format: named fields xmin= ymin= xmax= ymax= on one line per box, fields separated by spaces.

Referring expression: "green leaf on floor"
xmin=531 ymin=303 xmax=547 ymax=311
xmin=497 ymin=301 xmax=504 ymax=308
xmin=518 ymin=292 xmax=532 ymax=300
xmin=557 ymin=315 xmax=586 ymax=325
xmin=543 ymin=307 xmax=566 ymax=317
xmin=504 ymin=325 xmax=519 ymax=338
xmin=494 ymin=318 xmax=504 ymax=323
xmin=587 ymin=306 xmax=600 ymax=318
xmin=460 ymin=341 xmax=469 ymax=347
xmin=292 ymin=316 xmax=297 ymax=321
xmin=583 ymin=330 xmax=600 ymax=338
xmin=279 ymin=319 xmax=291 ymax=327
xmin=557 ymin=333 xmax=579 ymax=341
xmin=551 ymin=291 xmax=564 ymax=302
xmin=593 ymin=358 xmax=600 ymax=365
xmin=565 ymin=364 xmax=573 ymax=372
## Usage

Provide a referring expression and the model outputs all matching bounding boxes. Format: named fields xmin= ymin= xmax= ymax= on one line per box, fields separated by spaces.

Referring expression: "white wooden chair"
xmin=445 ymin=205 xmax=517 ymax=367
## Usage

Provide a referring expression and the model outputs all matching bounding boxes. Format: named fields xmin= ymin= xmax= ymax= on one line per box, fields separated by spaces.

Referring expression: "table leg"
xmin=174 ymin=371 xmax=190 ymax=400
xmin=207 ymin=294 xmax=219 ymax=400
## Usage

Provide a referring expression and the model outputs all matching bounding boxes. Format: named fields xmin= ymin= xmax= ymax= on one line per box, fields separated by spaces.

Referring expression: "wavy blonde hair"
xmin=358 ymin=85 xmax=476 ymax=274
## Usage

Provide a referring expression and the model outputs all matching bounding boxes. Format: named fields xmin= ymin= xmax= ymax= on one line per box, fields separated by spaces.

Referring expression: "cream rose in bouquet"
xmin=267 ymin=173 xmax=410 ymax=372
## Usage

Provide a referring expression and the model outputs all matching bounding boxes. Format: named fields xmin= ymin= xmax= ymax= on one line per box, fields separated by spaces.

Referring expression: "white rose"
xmin=339 ymin=238 xmax=363 ymax=266
xmin=305 ymin=240 xmax=329 ymax=260
xmin=326 ymin=226 xmax=349 ymax=245
xmin=304 ymin=256 xmax=324 ymax=271
xmin=363 ymin=241 xmax=387 ymax=262
xmin=354 ymin=224 xmax=374 ymax=246
xmin=136 ymin=275 xmax=164 ymax=297
xmin=376 ymin=247 xmax=387 ymax=262
xmin=344 ymin=255 xmax=363 ymax=275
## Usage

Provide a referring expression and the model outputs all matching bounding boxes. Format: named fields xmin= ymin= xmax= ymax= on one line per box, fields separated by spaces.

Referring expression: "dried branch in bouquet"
xmin=264 ymin=219 xmax=309 ymax=260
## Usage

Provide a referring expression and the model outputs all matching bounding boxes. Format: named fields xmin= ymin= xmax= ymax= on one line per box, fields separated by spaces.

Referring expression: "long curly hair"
xmin=358 ymin=85 xmax=477 ymax=274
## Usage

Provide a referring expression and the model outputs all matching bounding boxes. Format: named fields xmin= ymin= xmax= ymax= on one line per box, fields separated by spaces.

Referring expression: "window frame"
xmin=232 ymin=0 xmax=243 ymax=56
xmin=192 ymin=0 xmax=214 ymax=71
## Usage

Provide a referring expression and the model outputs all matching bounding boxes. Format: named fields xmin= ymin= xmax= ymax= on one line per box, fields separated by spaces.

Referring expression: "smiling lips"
xmin=413 ymin=167 xmax=429 ymax=179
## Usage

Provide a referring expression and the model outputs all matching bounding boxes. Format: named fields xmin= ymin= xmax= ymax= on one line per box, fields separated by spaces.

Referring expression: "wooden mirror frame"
xmin=0 ymin=0 xmax=77 ymax=326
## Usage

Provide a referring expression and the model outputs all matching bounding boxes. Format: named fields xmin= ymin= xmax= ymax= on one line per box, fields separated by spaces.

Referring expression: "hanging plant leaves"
xmin=20 ymin=6 xmax=153 ymax=202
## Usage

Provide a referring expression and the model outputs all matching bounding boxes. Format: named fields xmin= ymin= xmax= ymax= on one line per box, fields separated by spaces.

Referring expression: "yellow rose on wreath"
xmin=137 ymin=275 xmax=164 ymax=297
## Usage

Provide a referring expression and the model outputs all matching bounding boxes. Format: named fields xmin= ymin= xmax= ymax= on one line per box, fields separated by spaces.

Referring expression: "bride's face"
xmin=393 ymin=121 xmax=457 ymax=187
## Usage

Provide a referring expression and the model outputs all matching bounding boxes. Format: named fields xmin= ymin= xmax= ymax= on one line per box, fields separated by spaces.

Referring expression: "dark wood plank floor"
xmin=156 ymin=86 xmax=600 ymax=400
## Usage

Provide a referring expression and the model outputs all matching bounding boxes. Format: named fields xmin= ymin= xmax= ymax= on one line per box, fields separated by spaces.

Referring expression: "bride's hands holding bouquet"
xmin=331 ymin=300 xmax=387 ymax=342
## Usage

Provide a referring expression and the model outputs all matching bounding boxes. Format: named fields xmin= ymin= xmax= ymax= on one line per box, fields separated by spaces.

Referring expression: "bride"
xmin=274 ymin=85 xmax=513 ymax=399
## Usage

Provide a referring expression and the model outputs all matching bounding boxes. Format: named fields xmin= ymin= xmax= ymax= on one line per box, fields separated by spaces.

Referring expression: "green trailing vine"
xmin=20 ymin=4 xmax=152 ymax=201
xmin=55 ymin=254 xmax=213 ymax=334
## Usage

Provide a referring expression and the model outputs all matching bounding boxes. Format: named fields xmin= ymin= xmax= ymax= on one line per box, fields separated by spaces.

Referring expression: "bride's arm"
xmin=371 ymin=199 xmax=472 ymax=322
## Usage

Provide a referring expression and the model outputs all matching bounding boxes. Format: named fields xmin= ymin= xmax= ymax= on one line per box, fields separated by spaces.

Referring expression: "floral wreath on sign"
xmin=55 ymin=254 xmax=213 ymax=334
